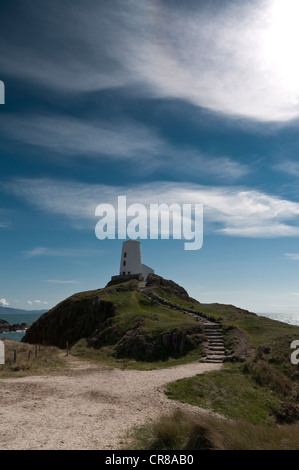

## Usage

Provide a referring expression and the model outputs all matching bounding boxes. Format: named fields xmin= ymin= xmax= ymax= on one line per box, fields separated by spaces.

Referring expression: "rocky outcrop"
xmin=0 ymin=319 xmax=29 ymax=333
xmin=20 ymin=275 xmax=244 ymax=362
xmin=146 ymin=275 xmax=192 ymax=302
xmin=114 ymin=324 xmax=205 ymax=361
xmin=22 ymin=295 xmax=115 ymax=348
xmin=0 ymin=319 xmax=9 ymax=328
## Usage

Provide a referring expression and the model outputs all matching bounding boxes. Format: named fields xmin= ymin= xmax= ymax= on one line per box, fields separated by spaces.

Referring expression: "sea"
xmin=0 ymin=311 xmax=298 ymax=342
xmin=257 ymin=312 xmax=299 ymax=327
xmin=0 ymin=313 xmax=42 ymax=341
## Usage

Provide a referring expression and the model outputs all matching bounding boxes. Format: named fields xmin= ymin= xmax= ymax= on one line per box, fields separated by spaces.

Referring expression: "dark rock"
xmin=114 ymin=325 xmax=205 ymax=361
xmin=22 ymin=295 xmax=115 ymax=348
xmin=0 ymin=319 xmax=30 ymax=333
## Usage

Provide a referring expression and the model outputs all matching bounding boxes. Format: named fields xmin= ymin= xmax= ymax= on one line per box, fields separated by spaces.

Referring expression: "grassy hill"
xmin=19 ymin=274 xmax=299 ymax=447
xmin=22 ymin=278 xmax=206 ymax=364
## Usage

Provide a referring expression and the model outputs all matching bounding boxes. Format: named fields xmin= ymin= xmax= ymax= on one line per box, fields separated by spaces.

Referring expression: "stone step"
xmin=208 ymin=351 xmax=224 ymax=356
xmin=203 ymin=324 xmax=221 ymax=328
xmin=205 ymin=358 xmax=223 ymax=363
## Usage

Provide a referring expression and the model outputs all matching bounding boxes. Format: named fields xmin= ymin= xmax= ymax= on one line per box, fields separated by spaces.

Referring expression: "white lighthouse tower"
xmin=119 ymin=239 xmax=154 ymax=279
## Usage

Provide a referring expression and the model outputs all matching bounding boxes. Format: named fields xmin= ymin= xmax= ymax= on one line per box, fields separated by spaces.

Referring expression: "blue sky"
xmin=1 ymin=0 xmax=299 ymax=313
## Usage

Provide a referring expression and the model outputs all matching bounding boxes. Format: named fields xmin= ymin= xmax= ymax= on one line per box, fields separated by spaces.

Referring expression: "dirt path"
xmin=0 ymin=357 xmax=222 ymax=450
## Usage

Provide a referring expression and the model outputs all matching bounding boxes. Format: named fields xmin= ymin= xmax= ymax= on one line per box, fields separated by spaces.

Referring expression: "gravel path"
xmin=0 ymin=357 xmax=222 ymax=450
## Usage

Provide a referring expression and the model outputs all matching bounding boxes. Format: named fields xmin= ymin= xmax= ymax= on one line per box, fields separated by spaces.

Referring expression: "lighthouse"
xmin=119 ymin=239 xmax=154 ymax=280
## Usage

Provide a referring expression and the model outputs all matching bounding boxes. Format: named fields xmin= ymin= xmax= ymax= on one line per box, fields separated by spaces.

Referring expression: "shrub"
xmin=245 ymin=359 xmax=292 ymax=396
xmin=147 ymin=410 xmax=224 ymax=450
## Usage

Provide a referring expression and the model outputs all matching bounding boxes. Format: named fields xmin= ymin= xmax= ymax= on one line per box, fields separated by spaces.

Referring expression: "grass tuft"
xmin=0 ymin=339 xmax=66 ymax=378
xmin=127 ymin=409 xmax=299 ymax=450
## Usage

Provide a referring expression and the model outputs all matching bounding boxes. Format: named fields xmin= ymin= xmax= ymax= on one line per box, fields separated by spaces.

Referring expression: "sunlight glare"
xmin=263 ymin=0 xmax=299 ymax=104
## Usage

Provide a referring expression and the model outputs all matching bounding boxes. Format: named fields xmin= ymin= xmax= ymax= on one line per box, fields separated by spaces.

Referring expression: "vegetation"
xmin=23 ymin=279 xmax=206 ymax=363
xmin=127 ymin=409 xmax=299 ymax=450
xmin=165 ymin=365 xmax=283 ymax=425
xmin=71 ymin=338 xmax=205 ymax=371
xmin=0 ymin=339 xmax=66 ymax=378
xmin=124 ymin=275 xmax=299 ymax=449
xmin=16 ymin=273 xmax=299 ymax=450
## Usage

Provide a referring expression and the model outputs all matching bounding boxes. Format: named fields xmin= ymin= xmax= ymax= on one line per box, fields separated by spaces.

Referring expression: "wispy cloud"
xmin=0 ymin=298 xmax=9 ymax=306
xmin=2 ymin=0 xmax=299 ymax=122
xmin=0 ymin=209 xmax=11 ymax=228
xmin=28 ymin=300 xmax=48 ymax=305
xmin=285 ymin=253 xmax=299 ymax=261
xmin=275 ymin=160 xmax=299 ymax=178
xmin=6 ymin=177 xmax=299 ymax=238
xmin=1 ymin=115 xmax=164 ymax=160
xmin=23 ymin=247 xmax=100 ymax=259
xmin=1 ymin=114 xmax=248 ymax=180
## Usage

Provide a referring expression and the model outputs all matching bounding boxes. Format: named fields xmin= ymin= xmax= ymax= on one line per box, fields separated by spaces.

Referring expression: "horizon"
xmin=1 ymin=0 xmax=299 ymax=316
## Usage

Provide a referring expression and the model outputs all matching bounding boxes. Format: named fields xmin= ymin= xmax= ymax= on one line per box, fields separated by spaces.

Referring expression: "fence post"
xmin=66 ymin=341 xmax=69 ymax=356
xmin=13 ymin=350 xmax=16 ymax=363
xmin=35 ymin=345 xmax=37 ymax=357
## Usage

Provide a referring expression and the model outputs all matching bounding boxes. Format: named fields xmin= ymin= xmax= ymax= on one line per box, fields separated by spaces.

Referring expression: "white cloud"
xmin=2 ymin=0 xmax=299 ymax=122
xmin=0 ymin=298 xmax=9 ymax=306
xmin=275 ymin=160 xmax=299 ymax=178
xmin=23 ymin=247 xmax=100 ymax=258
xmin=27 ymin=300 xmax=47 ymax=306
xmin=7 ymin=177 xmax=299 ymax=238
xmin=285 ymin=253 xmax=299 ymax=261
xmin=132 ymin=0 xmax=299 ymax=122
xmin=0 ymin=209 xmax=11 ymax=228
xmin=1 ymin=115 xmax=164 ymax=160
xmin=1 ymin=114 xmax=248 ymax=180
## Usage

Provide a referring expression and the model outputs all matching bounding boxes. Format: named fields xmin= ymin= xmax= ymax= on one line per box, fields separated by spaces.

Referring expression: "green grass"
xmin=70 ymin=338 xmax=205 ymax=370
xmin=165 ymin=364 xmax=283 ymax=424
xmin=162 ymin=333 xmax=299 ymax=432
xmin=233 ymin=315 xmax=299 ymax=348
xmin=101 ymin=289 xmax=197 ymax=335
xmin=127 ymin=409 xmax=299 ymax=450
xmin=152 ymin=284 xmax=299 ymax=351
